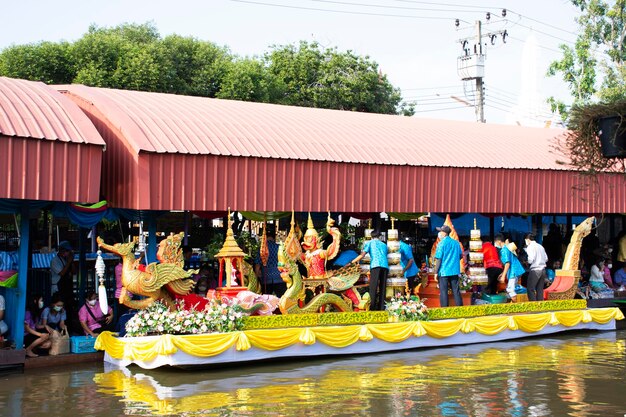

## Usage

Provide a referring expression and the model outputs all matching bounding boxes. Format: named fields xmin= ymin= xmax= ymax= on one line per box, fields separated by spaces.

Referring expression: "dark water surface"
xmin=2 ymin=330 xmax=626 ymax=417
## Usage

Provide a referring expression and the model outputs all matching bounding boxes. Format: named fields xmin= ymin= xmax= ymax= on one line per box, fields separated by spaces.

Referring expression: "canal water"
xmin=1 ymin=330 xmax=626 ymax=417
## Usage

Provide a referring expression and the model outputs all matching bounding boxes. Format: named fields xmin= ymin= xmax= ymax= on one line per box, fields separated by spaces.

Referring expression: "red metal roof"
xmin=57 ymin=84 xmax=565 ymax=170
xmin=58 ymin=84 xmax=626 ymax=213
xmin=0 ymin=77 xmax=104 ymax=202
xmin=0 ymin=77 xmax=105 ymax=145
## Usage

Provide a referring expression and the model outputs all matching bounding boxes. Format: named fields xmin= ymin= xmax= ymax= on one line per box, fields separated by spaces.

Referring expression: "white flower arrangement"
xmin=385 ymin=293 xmax=429 ymax=322
xmin=459 ymin=273 xmax=473 ymax=291
xmin=125 ymin=298 xmax=247 ymax=337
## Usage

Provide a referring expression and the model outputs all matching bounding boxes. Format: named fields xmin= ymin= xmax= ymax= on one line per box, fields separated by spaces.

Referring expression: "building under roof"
xmin=0 ymin=77 xmax=105 ymax=203
xmin=57 ymin=84 xmax=626 ymax=214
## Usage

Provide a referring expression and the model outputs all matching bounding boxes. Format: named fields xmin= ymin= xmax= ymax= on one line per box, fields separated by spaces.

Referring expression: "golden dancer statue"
xmin=97 ymin=232 xmax=196 ymax=311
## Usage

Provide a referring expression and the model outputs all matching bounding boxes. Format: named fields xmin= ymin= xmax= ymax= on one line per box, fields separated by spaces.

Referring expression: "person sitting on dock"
xmin=42 ymin=293 xmax=68 ymax=333
xmin=24 ymin=295 xmax=51 ymax=357
xmin=614 ymin=264 xmax=626 ymax=289
xmin=78 ymin=291 xmax=114 ymax=337
xmin=0 ymin=294 xmax=7 ymax=337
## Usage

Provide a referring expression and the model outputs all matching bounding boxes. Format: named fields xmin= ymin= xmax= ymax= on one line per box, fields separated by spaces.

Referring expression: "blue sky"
xmin=2 ymin=0 xmax=580 ymax=124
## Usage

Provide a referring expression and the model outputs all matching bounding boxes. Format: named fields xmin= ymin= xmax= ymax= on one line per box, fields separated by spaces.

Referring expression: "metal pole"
xmin=13 ymin=203 xmax=30 ymax=352
xmin=475 ymin=20 xmax=485 ymax=123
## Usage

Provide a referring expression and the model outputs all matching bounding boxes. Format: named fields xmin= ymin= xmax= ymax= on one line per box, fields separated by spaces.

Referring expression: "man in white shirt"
xmin=50 ymin=241 xmax=74 ymax=295
xmin=525 ymin=233 xmax=548 ymax=301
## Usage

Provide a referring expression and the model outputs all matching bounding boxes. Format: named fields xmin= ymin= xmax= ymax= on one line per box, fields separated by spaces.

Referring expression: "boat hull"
xmin=97 ymin=307 xmax=623 ymax=369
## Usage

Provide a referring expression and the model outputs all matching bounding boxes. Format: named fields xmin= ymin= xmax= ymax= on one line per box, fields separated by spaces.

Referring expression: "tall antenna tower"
xmin=456 ymin=11 xmax=509 ymax=123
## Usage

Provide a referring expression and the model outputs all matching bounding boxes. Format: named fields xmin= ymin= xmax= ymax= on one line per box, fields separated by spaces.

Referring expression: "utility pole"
xmin=475 ymin=20 xmax=485 ymax=123
xmin=456 ymin=11 xmax=508 ymax=123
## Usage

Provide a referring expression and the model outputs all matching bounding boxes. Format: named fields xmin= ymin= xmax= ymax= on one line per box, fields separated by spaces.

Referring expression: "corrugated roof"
xmin=0 ymin=77 xmax=105 ymax=145
xmin=57 ymin=84 xmax=566 ymax=170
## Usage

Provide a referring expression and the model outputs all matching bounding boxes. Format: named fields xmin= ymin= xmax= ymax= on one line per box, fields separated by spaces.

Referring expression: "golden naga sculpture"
xmin=562 ymin=216 xmax=595 ymax=272
xmin=276 ymin=212 xmax=369 ymax=314
xmin=97 ymin=233 xmax=196 ymax=310
xmin=277 ymin=242 xmax=353 ymax=314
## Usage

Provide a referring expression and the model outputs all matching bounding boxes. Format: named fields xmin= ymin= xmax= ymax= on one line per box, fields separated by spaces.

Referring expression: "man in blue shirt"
xmin=352 ymin=230 xmax=389 ymax=311
xmin=433 ymin=225 xmax=463 ymax=307
xmin=614 ymin=265 xmax=626 ymax=287
xmin=254 ymin=226 xmax=286 ymax=297
xmin=399 ymin=236 xmax=419 ymax=294
xmin=495 ymin=234 xmax=526 ymax=302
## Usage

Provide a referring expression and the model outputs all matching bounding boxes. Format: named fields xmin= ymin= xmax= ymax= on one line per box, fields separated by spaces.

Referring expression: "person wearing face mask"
xmin=79 ymin=290 xmax=114 ymax=337
xmin=194 ymin=276 xmax=210 ymax=295
xmin=0 ymin=293 xmax=7 ymax=337
xmin=524 ymin=233 xmax=548 ymax=301
xmin=42 ymin=292 xmax=68 ymax=333
xmin=432 ymin=225 xmax=463 ymax=307
xmin=602 ymin=258 xmax=615 ymax=288
xmin=24 ymin=295 xmax=51 ymax=357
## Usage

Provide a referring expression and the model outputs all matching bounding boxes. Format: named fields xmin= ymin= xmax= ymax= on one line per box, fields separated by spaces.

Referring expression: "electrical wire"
xmin=309 ymin=0 xmax=490 ymax=15
xmin=401 ymin=85 xmax=463 ymax=91
xmin=506 ymin=9 xmax=578 ymax=36
xmin=392 ymin=0 xmax=495 ymax=10
xmin=230 ymin=0 xmax=458 ymax=20
xmin=503 ymin=18 xmax=575 ymax=45
xmin=508 ymin=36 xmax=563 ymax=54
xmin=413 ymin=105 xmax=472 ymax=113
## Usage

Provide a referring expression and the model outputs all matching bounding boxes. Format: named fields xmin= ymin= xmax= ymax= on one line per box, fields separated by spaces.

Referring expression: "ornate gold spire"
xmin=307 ymin=212 xmax=314 ymax=230
xmin=284 ymin=210 xmax=302 ymax=261
xmin=215 ymin=208 xmax=246 ymax=259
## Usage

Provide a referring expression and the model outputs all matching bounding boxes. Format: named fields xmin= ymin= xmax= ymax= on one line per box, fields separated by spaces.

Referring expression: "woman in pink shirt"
xmin=78 ymin=291 xmax=113 ymax=337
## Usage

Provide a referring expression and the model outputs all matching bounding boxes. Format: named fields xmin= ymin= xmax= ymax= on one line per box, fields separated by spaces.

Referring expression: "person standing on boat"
xmin=482 ymin=241 xmax=503 ymax=295
xmin=433 ymin=225 xmax=463 ymax=307
xmin=352 ymin=230 xmax=388 ymax=311
xmin=399 ymin=235 xmax=419 ymax=294
xmin=524 ymin=233 xmax=548 ymax=301
xmin=495 ymin=235 xmax=525 ymax=303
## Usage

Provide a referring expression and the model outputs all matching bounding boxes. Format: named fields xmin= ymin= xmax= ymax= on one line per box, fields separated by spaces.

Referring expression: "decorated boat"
xmin=95 ymin=215 xmax=624 ymax=369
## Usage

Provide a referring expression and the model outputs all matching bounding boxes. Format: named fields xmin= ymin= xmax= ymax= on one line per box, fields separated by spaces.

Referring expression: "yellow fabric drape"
xmin=96 ymin=308 xmax=624 ymax=362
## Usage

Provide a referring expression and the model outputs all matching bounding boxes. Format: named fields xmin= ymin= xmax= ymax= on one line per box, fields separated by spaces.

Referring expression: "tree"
xmin=265 ymin=41 xmax=403 ymax=114
xmin=0 ymin=41 xmax=75 ymax=84
xmin=0 ymin=23 xmax=409 ymax=115
xmin=548 ymin=0 xmax=626 ymax=114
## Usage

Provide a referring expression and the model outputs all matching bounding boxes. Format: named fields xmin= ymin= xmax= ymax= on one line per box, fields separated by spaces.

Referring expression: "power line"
xmin=506 ymin=9 xmax=578 ymax=36
xmin=309 ymin=0 xmax=490 ymax=15
xmin=413 ymin=105 xmax=471 ymax=113
xmin=230 ymin=0 xmax=457 ymax=20
xmin=401 ymin=85 xmax=463 ymax=91
xmin=503 ymin=19 xmax=575 ymax=45
xmin=392 ymin=0 xmax=495 ymax=10
xmin=508 ymin=36 xmax=563 ymax=54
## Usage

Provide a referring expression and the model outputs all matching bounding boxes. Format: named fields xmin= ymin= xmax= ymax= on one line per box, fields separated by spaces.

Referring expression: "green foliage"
xmin=548 ymin=0 xmax=626 ymax=116
xmin=0 ymin=23 xmax=408 ymax=115
xmin=241 ymin=299 xmax=587 ymax=330
xmin=235 ymin=231 xmax=260 ymax=261
xmin=0 ymin=41 xmax=75 ymax=84
xmin=242 ymin=311 xmax=389 ymax=330
xmin=204 ymin=232 xmax=225 ymax=260
xmin=558 ymin=100 xmax=626 ymax=173
xmin=428 ymin=299 xmax=587 ymax=320
xmin=265 ymin=41 xmax=403 ymax=114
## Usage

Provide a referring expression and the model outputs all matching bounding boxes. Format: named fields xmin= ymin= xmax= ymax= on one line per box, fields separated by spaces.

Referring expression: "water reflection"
xmin=1 ymin=331 xmax=626 ymax=417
